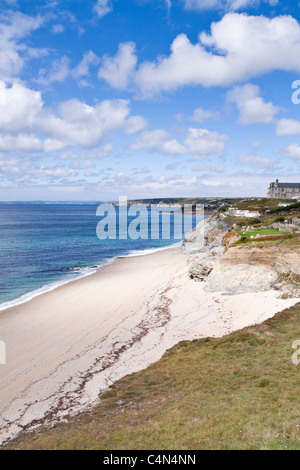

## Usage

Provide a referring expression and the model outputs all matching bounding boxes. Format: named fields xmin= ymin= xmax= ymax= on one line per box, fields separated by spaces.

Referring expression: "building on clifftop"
xmin=268 ymin=179 xmax=300 ymax=199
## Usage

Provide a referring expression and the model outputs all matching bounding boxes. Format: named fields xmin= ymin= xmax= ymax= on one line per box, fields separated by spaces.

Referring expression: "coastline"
xmin=0 ymin=241 xmax=298 ymax=446
xmin=0 ymin=240 xmax=182 ymax=314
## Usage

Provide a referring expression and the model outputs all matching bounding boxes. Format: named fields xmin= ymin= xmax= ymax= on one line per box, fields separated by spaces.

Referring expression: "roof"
xmin=270 ymin=182 xmax=300 ymax=188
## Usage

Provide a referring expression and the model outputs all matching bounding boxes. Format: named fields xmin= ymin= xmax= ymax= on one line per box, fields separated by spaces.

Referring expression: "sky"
xmin=1 ymin=0 xmax=300 ymax=200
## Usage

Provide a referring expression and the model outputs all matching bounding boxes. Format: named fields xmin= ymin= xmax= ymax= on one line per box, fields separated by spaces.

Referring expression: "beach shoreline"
xmin=0 ymin=243 xmax=298 ymax=446
xmin=0 ymin=241 xmax=182 ymax=314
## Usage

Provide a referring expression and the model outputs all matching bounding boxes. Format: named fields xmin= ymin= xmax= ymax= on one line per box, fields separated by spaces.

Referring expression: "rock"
xmin=182 ymin=214 xmax=228 ymax=254
xmin=205 ymin=246 xmax=300 ymax=295
xmin=189 ymin=263 xmax=213 ymax=282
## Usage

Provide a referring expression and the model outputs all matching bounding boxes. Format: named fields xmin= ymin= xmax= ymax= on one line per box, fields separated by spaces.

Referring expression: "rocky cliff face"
xmin=181 ymin=214 xmax=228 ymax=254
xmin=182 ymin=214 xmax=300 ymax=297
xmin=206 ymin=246 xmax=300 ymax=296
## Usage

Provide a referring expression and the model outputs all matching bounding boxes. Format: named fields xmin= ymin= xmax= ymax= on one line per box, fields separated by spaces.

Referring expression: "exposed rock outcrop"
xmin=181 ymin=214 xmax=229 ymax=254
xmin=182 ymin=214 xmax=300 ymax=298
xmin=205 ymin=246 xmax=300 ymax=296
xmin=189 ymin=263 xmax=213 ymax=282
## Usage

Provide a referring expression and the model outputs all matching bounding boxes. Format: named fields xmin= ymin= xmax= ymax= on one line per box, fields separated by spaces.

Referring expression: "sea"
xmin=0 ymin=203 xmax=198 ymax=311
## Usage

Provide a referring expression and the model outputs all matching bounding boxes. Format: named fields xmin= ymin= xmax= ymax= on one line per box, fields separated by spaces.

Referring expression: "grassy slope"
xmin=5 ymin=303 xmax=300 ymax=450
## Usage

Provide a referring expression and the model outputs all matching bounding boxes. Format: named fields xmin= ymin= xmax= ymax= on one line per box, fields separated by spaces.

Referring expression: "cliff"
xmin=183 ymin=214 xmax=300 ymax=297
xmin=181 ymin=213 xmax=229 ymax=254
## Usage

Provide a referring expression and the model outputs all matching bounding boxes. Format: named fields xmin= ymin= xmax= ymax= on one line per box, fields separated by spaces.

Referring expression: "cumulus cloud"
xmin=39 ymin=50 xmax=100 ymax=86
xmin=134 ymin=13 xmax=300 ymax=96
xmin=0 ymin=11 xmax=44 ymax=81
xmin=276 ymin=118 xmax=300 ymax=136
xmin=93 ymin=0 xmax=113 ymax=19
xmin=131 ymin=127 xmax=228 ymax=157
xmin=72 ymin=50 xmax=100 ymax=79
xmin=0 ymin=80 xmax=147 ymax=152
xmin=281 ymin=144 xmax=300 ymax=161
xmin=227 ymin=84 xmax=280 ymax=124
xmin=38 ymin=56 xmax=70 ymax=85
xmin=98 ymin=42 xmax=137 ymax=90
xmin=131 ymin=129 xmax=186 ymax=155
xmin=0 ymin=134 xmax=42 ymax=152
xmin=188 ymin=107 xmax=220 ymax=123
xmin=185 ymin=128 xmax=228 ymax=158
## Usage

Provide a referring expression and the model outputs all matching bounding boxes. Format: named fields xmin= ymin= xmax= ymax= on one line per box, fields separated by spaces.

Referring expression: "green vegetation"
xmin=232 ymin=234 xmax=298 ymax=247
xmin=236 ymin=227 xmax=287 ymax=238
xmin=270 ymin=202 xmax=300 ymax=214
xmin=219 ymin=205 xmax=230 ymax=213
xmin=5 ymin=303 xmax=300 ymax=450
xmin=236 ymin=198 xmax=295 ymax=211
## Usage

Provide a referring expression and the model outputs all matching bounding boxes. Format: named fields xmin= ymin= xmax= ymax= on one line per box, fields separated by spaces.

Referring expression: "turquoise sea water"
xmin=0 ymin=204 xmax=196 ymax=310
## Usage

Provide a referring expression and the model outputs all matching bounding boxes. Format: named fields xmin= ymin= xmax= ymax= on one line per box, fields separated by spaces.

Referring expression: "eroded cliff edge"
xmin=182 ymin=213 xmax=300 ymax=297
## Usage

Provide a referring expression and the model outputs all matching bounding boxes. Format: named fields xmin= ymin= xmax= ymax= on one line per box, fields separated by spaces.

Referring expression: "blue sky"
xmin=1 ymin=0 xmax=300 ymax=200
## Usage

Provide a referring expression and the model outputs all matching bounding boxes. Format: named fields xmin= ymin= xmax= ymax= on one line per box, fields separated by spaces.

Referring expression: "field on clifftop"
xmin=5 ymin=303 xmax=300 ymax=450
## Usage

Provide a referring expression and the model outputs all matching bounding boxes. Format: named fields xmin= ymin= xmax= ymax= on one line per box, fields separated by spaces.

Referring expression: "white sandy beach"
xmin=0 ymin=245 xmax=298 ymax=445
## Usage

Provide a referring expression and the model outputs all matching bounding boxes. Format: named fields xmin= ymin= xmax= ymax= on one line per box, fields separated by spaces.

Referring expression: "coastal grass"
xmin=236 ymin=198 xmax=295 ymax=211
xmin=231 ymin=234 xmax=300 ymax=247
xmin=4 ymin=303 xmax=300 ymax=450
xmin=236 ymin=227 xmax=287 ymax=238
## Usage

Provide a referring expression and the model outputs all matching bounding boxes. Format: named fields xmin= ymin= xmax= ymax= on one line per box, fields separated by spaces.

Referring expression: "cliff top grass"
xmin=231 ymin=234 xmax=300 ymax=248
xmin=4 ymin=302 xmax=300 ymax=451
xmin=235 ymin=198 xmax=295 ymax=211
xmin=236 ymin=227 xmax=288 ymax=238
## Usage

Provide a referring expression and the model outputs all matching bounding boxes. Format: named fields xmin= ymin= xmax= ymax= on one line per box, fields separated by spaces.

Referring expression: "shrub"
xmin=247 ymin=218 xmax=261 ymax=225
xmin=275 ymin=216 xmax=285 ymax=222
xmin=219 ymin=205 xmax=229 ymax=213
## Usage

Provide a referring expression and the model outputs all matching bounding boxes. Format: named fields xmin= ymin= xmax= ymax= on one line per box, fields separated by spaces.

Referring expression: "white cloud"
xmin=237 ymin=153 xmax=274 ymax=169
xmin=281 ymin=144 xmax=300 ymax=161
xmin=98 ymin=42 xmax=137 ymax=90
xmin=131 ymin=129 xmax=185 ymax=154
xmin=0 ymin=11 xmax=44 ymax=81
xmin=0 ymin=134 xmax=42 ymax=152
xmin=124 ymin=115 xmax=148 ymax=134
xmin=134 ymin=13 xmax=300 ymax=96
xmin=0 ymin=80 xmax=147 ymax=152
xmin=38 ymin=56 xmax=70 ymax=84
xmin=60 ymin=144 xmax=114 ymax=161
xmin=30 ymin=167 xmax=76 ymax=178
xmin=0 ymin=81 xmax=43 ymax=133
xmin=72 ymin=50 xmax=100 ymax=78
xmin=184 ymin=128 xmax=228 ymax=157
xmin=183 ymin=0 xmax=278 ymax=11
xmin=40 ymin=50 xmax=100 ymax=86
xmin=188 ymin=107 xmax=220 ymax=123
xmin=131 ymin=127 xmax=227 ymax=157
xmin=227 ymin=84 xmax=279 ymax=124
xmin=93 ymin=0 xmax=113 ymax=19
xmin=276 ymin=118 xmax=300 ymax=136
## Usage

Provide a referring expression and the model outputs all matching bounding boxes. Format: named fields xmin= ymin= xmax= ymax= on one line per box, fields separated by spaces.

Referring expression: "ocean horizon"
xmin=0 ymin=203 xmax=195 ymax=311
